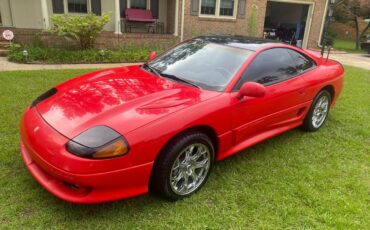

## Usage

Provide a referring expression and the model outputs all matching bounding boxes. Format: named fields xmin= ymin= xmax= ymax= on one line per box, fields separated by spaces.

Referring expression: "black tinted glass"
xmin=220 ymin=0 xmax=234 ymax=16
xmin=149 ymin=39 xmax=253 ymax=91
xmin=287 ymin=49 xmax=316 ymax=72
xmin=201 ymin=0 xmax=216 ymax=15
xmin=235 ymin=48 xmax=298 ymax=89
xmin=68 ymin=0 xmax=87 ymax=13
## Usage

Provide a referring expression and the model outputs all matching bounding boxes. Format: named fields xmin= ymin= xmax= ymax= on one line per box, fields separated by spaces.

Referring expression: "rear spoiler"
xmin=306 ymin=48 xmax=334 ymax=64
xmin=305 ymin=49 xmax=322 ymax=59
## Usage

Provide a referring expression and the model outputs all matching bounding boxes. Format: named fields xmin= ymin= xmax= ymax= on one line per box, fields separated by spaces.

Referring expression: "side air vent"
xmin=31 ymin=88 xmax=58 ymax=108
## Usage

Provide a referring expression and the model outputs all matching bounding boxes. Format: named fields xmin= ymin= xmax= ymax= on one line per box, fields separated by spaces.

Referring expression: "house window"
xmin=131 ymin=0 xmax=147 ymax=9
xmin=200 ymin=0 xmax=237 ymax=18
xmin=201 ymin=0 xmax=216 ymax=15
xmin=127 ymin=0 xmax=150 ymax=10
xmin=220 ymin=0 xmax=234 ymax=16
xmin=52 ymin=0 xmax=101 ymax=15
xmin=68 ymin=0 xmax=88 ymax=13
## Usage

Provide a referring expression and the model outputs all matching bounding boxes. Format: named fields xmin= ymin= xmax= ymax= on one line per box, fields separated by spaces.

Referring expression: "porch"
xmin=0 ymin=0 xmax=181 ymax=36
xmin=117 ymin=0 xmax=179 ymax=35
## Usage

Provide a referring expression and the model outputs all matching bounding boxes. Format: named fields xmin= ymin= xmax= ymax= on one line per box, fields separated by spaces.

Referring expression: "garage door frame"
xmin=266 ymin=0 xmax=315 ymax=49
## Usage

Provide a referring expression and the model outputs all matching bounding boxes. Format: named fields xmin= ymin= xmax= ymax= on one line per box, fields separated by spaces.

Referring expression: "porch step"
xmin=0 ymin=41 xmax=10 ymax=49
xmin=0 ymin=49 xmax=9 ymax=57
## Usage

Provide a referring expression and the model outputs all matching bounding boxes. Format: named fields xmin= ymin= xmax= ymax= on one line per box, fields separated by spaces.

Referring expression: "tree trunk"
xmin=355 ymin=16 xmax=360 ymax=50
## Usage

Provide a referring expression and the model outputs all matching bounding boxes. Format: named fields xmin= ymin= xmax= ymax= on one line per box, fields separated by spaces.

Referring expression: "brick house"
xmin=0 ymin=0 xmax=330 ymax=49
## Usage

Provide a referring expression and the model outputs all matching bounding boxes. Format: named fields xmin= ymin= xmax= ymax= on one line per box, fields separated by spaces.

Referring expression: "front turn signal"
xmin=92 ymin=138 xmax=129 ymax=159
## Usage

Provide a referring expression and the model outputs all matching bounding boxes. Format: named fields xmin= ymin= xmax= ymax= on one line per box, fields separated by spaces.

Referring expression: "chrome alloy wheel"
xmin=312 ymin=95 xmax=329 ymax=128
xmin=169 ymin=143 xmax=211 ymax=196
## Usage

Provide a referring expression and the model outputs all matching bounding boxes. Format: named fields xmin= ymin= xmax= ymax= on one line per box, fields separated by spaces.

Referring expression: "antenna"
xmin=326 ymin=46 xmax=332 ymax=62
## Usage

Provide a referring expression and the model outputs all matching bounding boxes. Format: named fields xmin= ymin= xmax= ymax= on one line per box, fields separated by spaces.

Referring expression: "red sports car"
xmin=20 ymin=36 xmax=344 ymax=203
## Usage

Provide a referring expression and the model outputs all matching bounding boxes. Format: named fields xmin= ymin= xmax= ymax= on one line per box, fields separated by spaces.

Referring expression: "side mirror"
xmin=148 ymin=51 xmax=156 ymax=61
xmin=237 ymin=82 xmax=266 ymax=99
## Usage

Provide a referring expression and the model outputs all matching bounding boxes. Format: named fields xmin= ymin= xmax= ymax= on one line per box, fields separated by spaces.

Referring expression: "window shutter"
xmin=52 ymin=0 xmax=64 ymax=14
xmin=91 ymin=0 xmax=102 ymax=16
xmin=120 ymin=0 xmax=127 ymax=18
xmin=190 ymin=0 xmax=199 ymax=16
xmin=151 ymin=0 xmax=159 ymax=19
xmin=237 ymin=0 xmax=246 ymax=19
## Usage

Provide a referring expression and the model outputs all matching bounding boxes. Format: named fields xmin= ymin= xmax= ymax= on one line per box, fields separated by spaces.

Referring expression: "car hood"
xmin=36 ymin=65 xmax=220 ymax=139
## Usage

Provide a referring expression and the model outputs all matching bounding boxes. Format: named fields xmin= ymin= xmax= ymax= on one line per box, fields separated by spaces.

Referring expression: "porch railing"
xmin=120 ymin=19 xmax=164 ymax=34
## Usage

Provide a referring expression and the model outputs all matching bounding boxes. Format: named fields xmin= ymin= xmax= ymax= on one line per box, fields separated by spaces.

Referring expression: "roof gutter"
xmin=180 ymin=0 xmax=185 ymax=42
xmin=174 ymin=0 xmax=179 ymax=36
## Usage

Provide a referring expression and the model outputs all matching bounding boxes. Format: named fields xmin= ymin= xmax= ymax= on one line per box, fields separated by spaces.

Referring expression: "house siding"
xmin=183 ymin=0 xmax=266 ymax=38
xmin=8 ymin=0 xmax=44 ymax=29
xmin=101 ymin=0 xmax=116 ymax=31
xmin=0 ymin=0 xmax=13 ymax=27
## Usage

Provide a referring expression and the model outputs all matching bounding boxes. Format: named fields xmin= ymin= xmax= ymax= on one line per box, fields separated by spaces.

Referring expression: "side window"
xmin=235 ymin=48 xmax=297 ymax=89
xmin=287 ymin=49 xmax=316 ymax=72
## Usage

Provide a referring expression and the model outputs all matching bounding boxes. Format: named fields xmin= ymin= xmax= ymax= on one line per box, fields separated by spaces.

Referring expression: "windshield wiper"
xmin=160 ymin=73 xmax=200 ymax=89
xmin=142 ymin=63 xmax=161 ymax=77
xmin=143 ymin=64 xmax=199 ymax=89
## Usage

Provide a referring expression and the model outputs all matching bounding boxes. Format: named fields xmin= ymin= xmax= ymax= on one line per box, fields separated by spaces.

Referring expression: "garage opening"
xmin=264 ymin=1 xmax=310 ymax=48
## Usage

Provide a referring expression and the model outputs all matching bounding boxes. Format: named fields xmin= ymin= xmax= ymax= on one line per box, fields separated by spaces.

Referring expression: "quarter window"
xmin=200 ymin=0 xmax=238 ymax=18
xmin=68 ymin=0 xmax=88 ymax=13
xmin=235 ymin=48 xmax=298 ymax=89
xmin=287 ymin=49 xmax=316 ymax=72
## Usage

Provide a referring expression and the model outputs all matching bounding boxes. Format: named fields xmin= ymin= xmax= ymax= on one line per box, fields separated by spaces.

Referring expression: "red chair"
xmin=123 ymin=9 xmax=156 ymax=33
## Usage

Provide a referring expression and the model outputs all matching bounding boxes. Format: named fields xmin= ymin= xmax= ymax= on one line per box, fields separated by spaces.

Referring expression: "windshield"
xmin=148 ymin=39 xmax=254 ymax=91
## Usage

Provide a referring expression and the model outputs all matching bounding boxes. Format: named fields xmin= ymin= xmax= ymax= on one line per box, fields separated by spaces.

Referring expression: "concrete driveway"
xmin=329 ymin=53 xmax=370 ymax=70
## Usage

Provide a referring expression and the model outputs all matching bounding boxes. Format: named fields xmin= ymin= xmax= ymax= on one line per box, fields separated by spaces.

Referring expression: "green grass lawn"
xmin=0 ymin=66 xmax=369 ymax=229
xmin=333 ymin=39 xmax=365 ymax=53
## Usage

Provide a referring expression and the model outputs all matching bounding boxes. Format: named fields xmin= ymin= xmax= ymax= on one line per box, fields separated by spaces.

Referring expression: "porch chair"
xmin=123 ymin=8 xmax=157 ymax=33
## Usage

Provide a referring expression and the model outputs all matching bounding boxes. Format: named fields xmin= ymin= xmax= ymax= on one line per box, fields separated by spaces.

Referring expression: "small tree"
xmin=50 ymin=13 xmax=110 ymax=50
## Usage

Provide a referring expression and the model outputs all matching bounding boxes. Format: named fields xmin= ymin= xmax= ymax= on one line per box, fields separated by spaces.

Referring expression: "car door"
xmin=231 ymin=48 xmax=311 ymax=145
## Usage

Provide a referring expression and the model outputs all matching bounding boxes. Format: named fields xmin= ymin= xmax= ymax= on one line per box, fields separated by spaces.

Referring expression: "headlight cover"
xmin=66 ymin=126 xmax=129 ymax=159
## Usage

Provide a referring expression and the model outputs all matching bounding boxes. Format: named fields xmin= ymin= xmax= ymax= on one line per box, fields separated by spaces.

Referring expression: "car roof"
xmin=193 ymin=35 xmax=281 ymax=51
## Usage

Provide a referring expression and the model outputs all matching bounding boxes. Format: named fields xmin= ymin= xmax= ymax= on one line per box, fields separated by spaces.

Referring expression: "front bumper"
xmin=20 ymin=107 xmax=153 ymax=203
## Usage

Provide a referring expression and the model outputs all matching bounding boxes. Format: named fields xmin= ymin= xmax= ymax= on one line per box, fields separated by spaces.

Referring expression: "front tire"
xmin=302 ymin=90 xmax=332 ymax=132
xmin=150 ymin=132 xmax=214 ymax=201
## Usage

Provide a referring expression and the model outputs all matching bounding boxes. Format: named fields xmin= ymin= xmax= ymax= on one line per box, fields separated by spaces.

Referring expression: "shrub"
xmin=49 ymin=13 xmax=110 ymax=50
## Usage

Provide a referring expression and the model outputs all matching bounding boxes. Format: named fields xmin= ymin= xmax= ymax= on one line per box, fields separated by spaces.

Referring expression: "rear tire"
xmin=302 ymin=90 xmax=332 ymax=132
xmin=150 ymin=132 xmax=214 ymax=201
